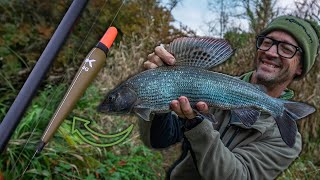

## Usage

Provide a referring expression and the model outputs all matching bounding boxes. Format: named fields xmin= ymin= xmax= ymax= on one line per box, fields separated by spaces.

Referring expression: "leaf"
xmin=70 ymin=153 xmax=84 ymax=162
xmin=36 ymin=25 xmax=54 ymax=39
xmin=26 ymin=169 xmax=50 ymax=177
xmin=117 ymin=160 xmax=127 ymax=166
xmin=95 ymin=172 xmax=100 ymax=179
xmin=108 ymin=167 xmax=116 ymax=174
xmin=85 ymin=174 xmax=95 ymax=180
xmin=59 ymin=162 xmax=72 ymax=170
xmin=0 ymin=171 xmax=4 ymax=180
xmin=0 ymin=47 xmax=10 ymax=55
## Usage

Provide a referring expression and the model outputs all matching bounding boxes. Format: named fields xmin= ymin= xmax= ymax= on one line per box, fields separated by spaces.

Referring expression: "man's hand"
xmin=144 ymin=45 xmax=175 ymax=69
xmin=171 ymin=96 xmax=209 ymax=119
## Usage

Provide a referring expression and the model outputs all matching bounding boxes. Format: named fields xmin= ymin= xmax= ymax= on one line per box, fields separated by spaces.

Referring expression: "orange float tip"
xmin=100 ymin=27 xmax=118 ymax=49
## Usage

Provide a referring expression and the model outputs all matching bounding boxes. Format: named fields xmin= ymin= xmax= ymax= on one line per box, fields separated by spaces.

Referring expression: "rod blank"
xmin=0 ymin=0 xmax=89 ymax=154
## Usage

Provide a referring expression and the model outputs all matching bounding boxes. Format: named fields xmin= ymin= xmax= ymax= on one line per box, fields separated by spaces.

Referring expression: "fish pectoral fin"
xmin=231 ymin=108 xmax=260 ymax=127
xmin=134 ymin=108 xmax=152 ymax=121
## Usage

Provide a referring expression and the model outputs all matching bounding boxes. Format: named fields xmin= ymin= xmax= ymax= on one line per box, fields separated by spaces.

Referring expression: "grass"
xmin=279 ymin=157 xmax=320 ymax=179
xmin=1 ymin=1 xmax=319 ymax=178
xmin=0 ymin=84 xmax=165 ymax=179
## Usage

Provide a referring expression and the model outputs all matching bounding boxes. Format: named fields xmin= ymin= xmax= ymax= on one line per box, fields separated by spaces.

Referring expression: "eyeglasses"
xmin=256 ymin=35 xmax=303 ymax=59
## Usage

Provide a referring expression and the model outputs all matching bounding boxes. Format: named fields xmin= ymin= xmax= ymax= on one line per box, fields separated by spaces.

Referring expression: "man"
xmin=139 ymin=15 xmax=319 ymax=179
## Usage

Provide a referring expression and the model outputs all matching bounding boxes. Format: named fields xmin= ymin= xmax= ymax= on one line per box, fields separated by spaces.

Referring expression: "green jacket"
xmin=138 ymin=72 xmax=302 ymax=180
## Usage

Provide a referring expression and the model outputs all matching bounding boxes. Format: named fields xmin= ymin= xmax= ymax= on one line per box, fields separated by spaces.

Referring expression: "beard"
xmin=255 ymin=68 xmax=291 ymax=87
xmin=254 ymin=55 xmax=295 ymax=88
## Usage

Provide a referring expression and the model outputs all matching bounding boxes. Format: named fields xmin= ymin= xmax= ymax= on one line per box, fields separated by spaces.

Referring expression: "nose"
xmin=265 ymin=44 xmax=279 ymax=57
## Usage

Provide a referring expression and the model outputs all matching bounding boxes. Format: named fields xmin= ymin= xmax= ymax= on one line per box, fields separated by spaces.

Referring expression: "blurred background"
xmin=0 ymin=0 xmax=319 ymax=179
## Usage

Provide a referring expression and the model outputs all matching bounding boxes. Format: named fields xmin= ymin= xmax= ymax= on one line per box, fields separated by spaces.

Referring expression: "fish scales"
xmin=98 ymin=37 xmax=316 ymax=147
xmin=124 ymin=66 xmax=281 ymax=115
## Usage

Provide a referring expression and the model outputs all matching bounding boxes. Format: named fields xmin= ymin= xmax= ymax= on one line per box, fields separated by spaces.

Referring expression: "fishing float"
xmin=36 ymin=27 xmax=118 ymax=154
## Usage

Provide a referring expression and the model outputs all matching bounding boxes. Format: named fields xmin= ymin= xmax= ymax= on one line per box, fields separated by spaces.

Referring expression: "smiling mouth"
xmin=260 ymin=59 xmax=280 ymax=69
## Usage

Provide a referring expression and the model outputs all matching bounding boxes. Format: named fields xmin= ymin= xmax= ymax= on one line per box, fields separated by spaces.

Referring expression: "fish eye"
xmin=108 ymin=95 xmax=116 ymax=102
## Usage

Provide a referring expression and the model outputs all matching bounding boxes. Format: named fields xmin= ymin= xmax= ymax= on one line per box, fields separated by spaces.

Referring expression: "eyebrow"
xmin=265 ymin=36 xmax=299 ymax=46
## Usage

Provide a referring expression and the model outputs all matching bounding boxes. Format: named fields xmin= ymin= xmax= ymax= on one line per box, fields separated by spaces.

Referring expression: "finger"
xmin=148 ymin=54 xmax=164 ymax=67
xmin=143 ymin=61 xmax=158 ymax=69
xmin=170 ymin=100 xmax=185 ymax=118
xmin=179 ymin=96 xmax=196 ymax=119
xmin=196 ymin=102 xmax=209 ymax=113
xmin=154 ymin=46 xmax=175 ymax=65
xmin=147 ymin=52 xmax=155 ymax=60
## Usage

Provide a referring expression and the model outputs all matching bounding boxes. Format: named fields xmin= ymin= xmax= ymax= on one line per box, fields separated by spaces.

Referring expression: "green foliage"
xmin=1 ymin=0 xmax=175 ymax=177
xmin=0 ymin=84 xmax=164 ymax=179
xmin=1 ymin=0 xmax=320 ymax=179
xmin=0 ymin=0 xmax=187 ymax=114
xmin=93 ymin=145 xmax=163 ymax=179
xmin=279 ymin=157 xmax=320 ymax=179
xmin=224 ymin=30 xmax=252 ymax=49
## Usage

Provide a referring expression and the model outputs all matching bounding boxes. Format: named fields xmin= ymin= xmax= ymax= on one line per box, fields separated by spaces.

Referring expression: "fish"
xmin=97 ymin=37 xmax=315 ymax=147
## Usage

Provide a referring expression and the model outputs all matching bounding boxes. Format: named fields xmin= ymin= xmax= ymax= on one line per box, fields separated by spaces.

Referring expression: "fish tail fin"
xmin=282 ymin=101 xmax=316 ymax=120
xmin=274 ymin=101 xmax=315 ymax=147
xmin=274 ymin=112 xmax=298 ymax=148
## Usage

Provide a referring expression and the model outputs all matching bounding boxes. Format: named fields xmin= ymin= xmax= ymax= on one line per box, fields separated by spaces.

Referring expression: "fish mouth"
xmin=97 ymin=102 xmax=133 ymax=114
xmin=97 ymin=103 xmax=112 ymax=113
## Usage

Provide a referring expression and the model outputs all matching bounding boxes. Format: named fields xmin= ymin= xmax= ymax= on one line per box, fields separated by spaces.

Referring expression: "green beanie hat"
xmin=260 ymin=15 xmax=320 ymax=78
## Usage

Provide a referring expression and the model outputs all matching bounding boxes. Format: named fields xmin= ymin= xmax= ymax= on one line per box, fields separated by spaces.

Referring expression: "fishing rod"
xmin=3 ymin=0 xmax=124 ymax=176
xmin=0 ymin=0 xmax=89 ymax=154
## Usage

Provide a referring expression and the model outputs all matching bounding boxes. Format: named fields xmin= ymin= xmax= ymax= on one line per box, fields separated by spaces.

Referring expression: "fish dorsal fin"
xmin=166 ymin=37 xmax=235 ymax=69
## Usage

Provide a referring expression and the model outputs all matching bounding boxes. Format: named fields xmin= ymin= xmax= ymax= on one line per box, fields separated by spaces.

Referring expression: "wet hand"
xmin=144 ymin=45 xmax=175 ymax=69
xmin=170 ymin=96 xmax=209 ymax=119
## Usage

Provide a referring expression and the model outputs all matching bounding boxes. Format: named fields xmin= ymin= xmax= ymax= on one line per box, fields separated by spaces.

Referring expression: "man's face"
xmin=255 ymin=31 xmax=302 ymax=86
